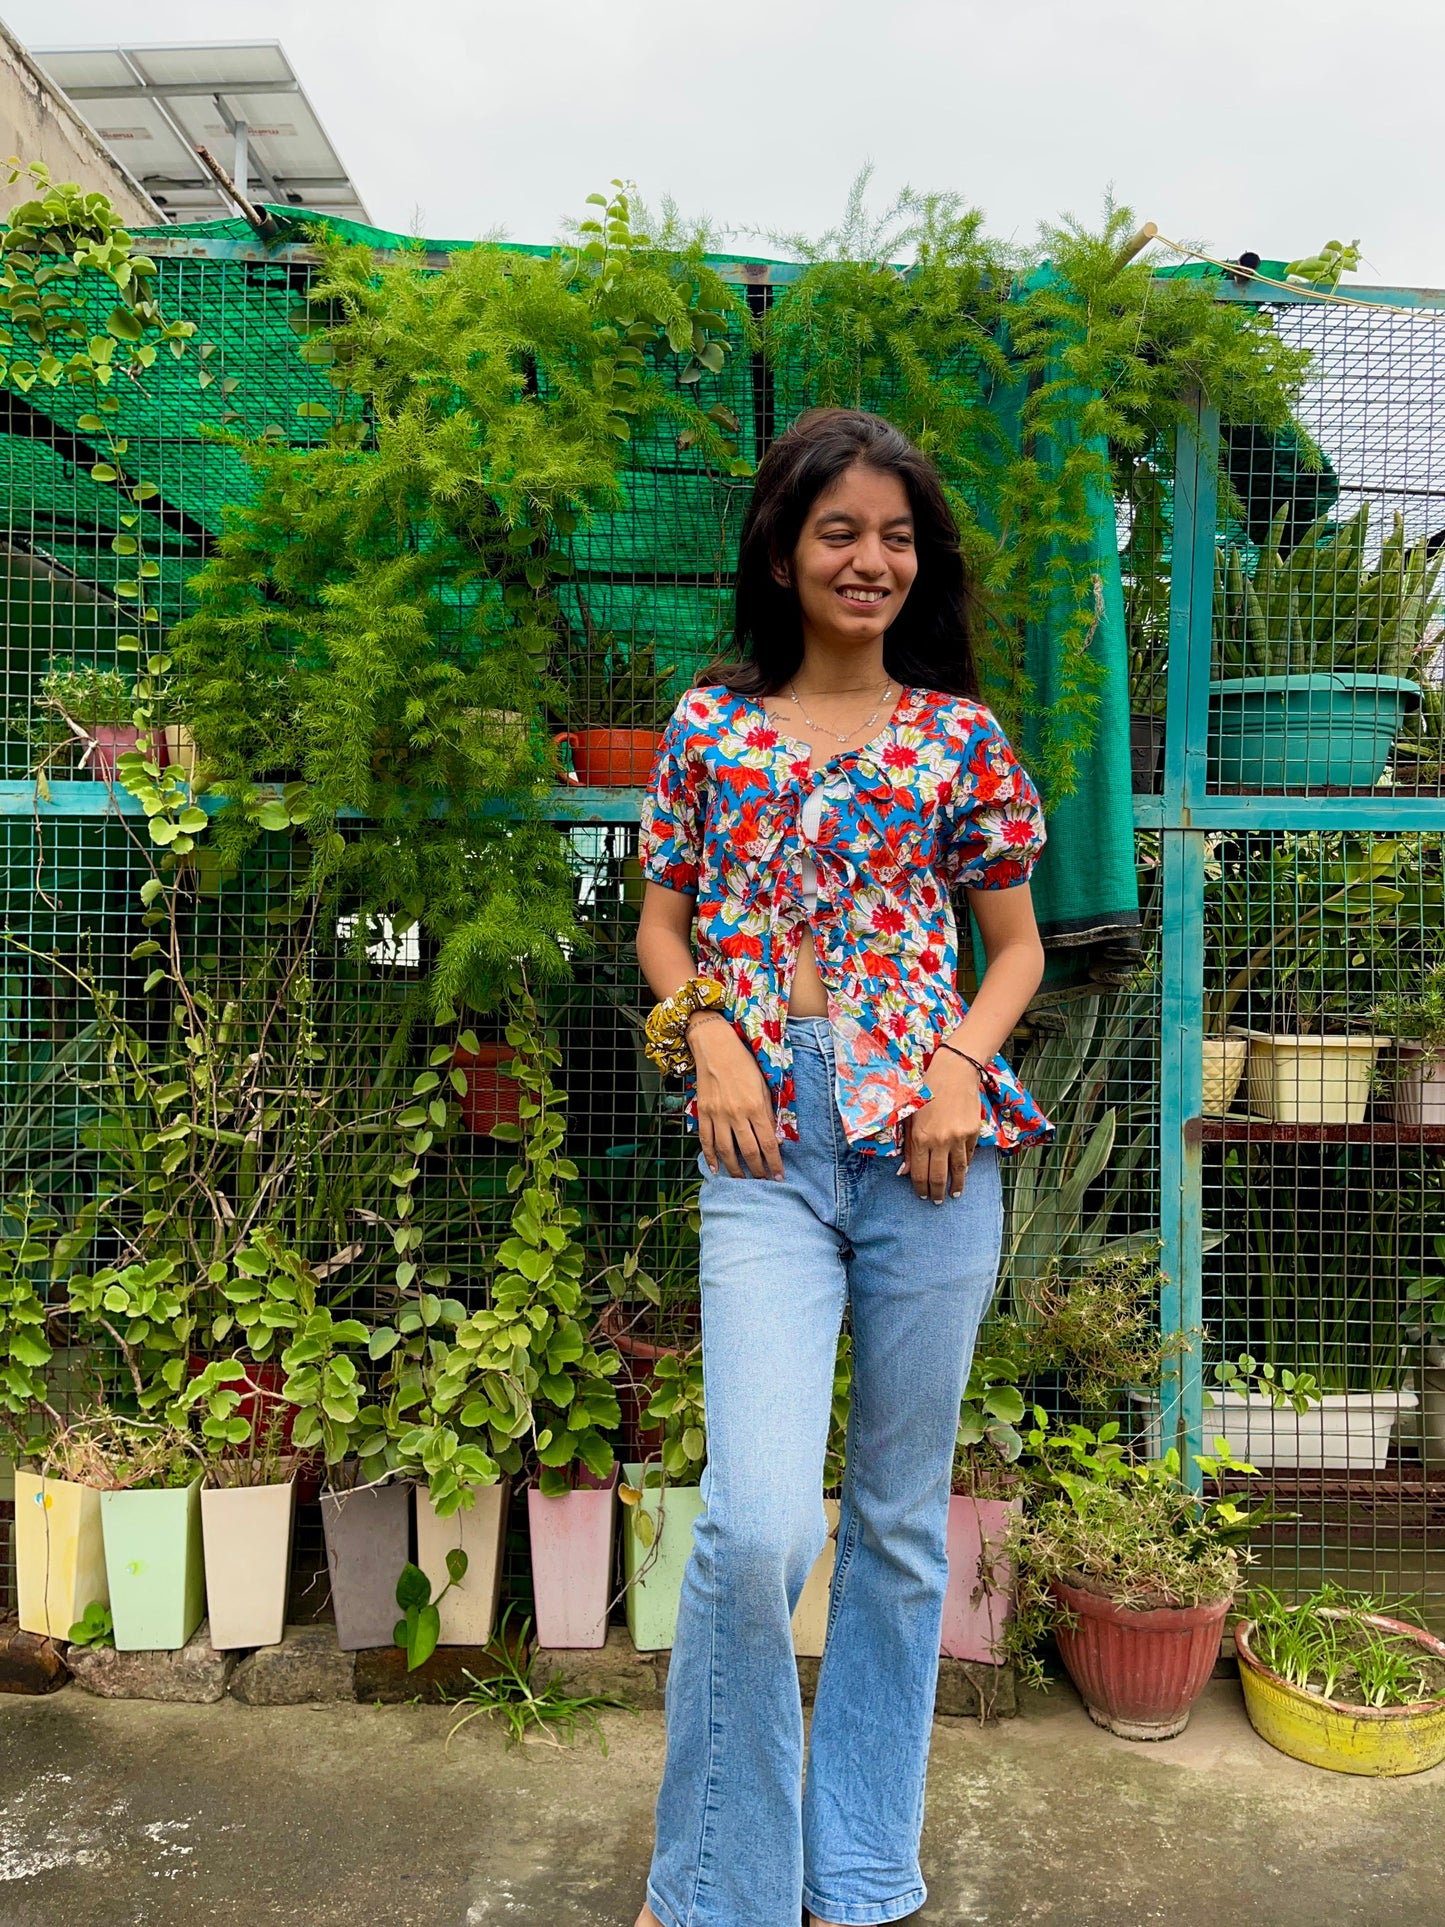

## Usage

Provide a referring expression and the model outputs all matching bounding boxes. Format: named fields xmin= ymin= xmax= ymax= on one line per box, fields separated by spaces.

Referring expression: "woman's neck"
xmin=791 ymin=635 xmax=889 ymax=697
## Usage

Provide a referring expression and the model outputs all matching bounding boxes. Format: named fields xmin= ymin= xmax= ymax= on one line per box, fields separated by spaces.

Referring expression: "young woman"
xmin=633 ymin=408 xmax=1050 ymax=1927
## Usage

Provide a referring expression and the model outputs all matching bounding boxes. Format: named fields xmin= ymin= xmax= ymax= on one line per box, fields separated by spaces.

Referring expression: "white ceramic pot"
xmin=415 ymin=1480 xmax=509 ymax=1646
xmin=200 ymin=1478 xmax=296 ymax=1650
xmin=1385 ymin=1047 xmax=1445 ymax=1127
xmin=791 ymin=1499 xmax=840 ymax=1658
xmin=1202 ymin=1036 xmax=1249 ymax=1116
xmin=1243 ymin=1032 xmax=1389 ymax=1125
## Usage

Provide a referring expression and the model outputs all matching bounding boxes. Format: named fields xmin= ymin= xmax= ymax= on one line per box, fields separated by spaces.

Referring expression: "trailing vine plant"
xmin=171 ymin=181 xmax=747 ymax=1018
xmin=764 ymin=180 xmax=1313 ymax=801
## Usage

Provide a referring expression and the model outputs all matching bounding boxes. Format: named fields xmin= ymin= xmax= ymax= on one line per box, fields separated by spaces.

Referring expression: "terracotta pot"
xmin=81 ymin=724 xmax=143 ymax=780
xmin=527 ymin=1468 xmax=617 ymax=1649
xmin=453 ymin=1045 xmax=522 ymax=1137
xmin=941 ymin=1495 xmax=1019 ymax=1662
xmin=596 ymin=1302 xmax=701 ymax=1458
xmin=1050 ymin=1575 xmax=1230 ymax=1739
xmin=557 ymin=729 xmax=662 ymax=787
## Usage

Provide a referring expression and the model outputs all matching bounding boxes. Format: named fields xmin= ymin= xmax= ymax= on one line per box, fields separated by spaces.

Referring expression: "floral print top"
xmin=640 ymin=684 xmax=1053 ymax=1156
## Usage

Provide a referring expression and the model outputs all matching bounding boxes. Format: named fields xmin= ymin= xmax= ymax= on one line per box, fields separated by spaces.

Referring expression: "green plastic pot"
xmin=622 ymin=1462 xmax=704 ymax=1652
xmin=1209 ymin=673 xmax=1421 ymax=790
xmin=100 ymin=1476 xmax=206 ymax=1651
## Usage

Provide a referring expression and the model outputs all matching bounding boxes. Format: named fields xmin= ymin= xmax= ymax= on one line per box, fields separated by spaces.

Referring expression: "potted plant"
xmin=184 ymin=1361 xmax=297 ymax=1652
xmin=55 ymin=1414 xmax=207 ymax=1653
xmin=1235 ymin=1585 xmax=1445 ymax=1775
xmin=37 ymin=658 xmax=145 ymax=781
xmin=452 ymin=1023 xmax=523 ymax=1138
xmin=436 ymin=998 xmax=622 ymax=1648
xmin=943 ymin=1343 xmax=1027 ymax=1664
xmin=621 ymin=1347 xmax=707 ymax=1653
xmin=555 ymin=633 xmax=678 ymax=786
xmin=1011 ymin=1422 xmax=1266 ymax=1739
xmin=1373 ymin=968 xmax=1445 ymax=1127
xmin=1211 ymin=504 xmax=1440 ymax=790
xmin=596 ymin=1186 xmax=702 ymax=1457
xmin=1205 ymin=836 xmax=1403 ymax=1123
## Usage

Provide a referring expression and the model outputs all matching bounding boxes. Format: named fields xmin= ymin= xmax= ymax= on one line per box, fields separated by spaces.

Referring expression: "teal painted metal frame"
xmin=1155 ymin=386 xmax=1445 ymax=1486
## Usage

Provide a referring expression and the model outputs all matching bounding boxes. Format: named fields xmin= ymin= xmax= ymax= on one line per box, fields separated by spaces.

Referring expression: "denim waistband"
xmin=786 ymin=1017 xmax=833 ymax=1056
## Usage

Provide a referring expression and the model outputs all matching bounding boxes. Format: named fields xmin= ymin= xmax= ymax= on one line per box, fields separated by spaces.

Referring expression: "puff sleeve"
xmin=639 ymin=696 xmax=707 ymax=894
xmin=942 ymin=710 xmax=1047 ymax=890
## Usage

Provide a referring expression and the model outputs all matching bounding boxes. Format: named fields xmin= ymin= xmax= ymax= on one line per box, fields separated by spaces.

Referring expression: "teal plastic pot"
xmin=100 ymin=1477 xmax=206 ymax=1652
xmin=622 ymin=1463 xmax=704 ymax=1652
xmin=1209 ymin=674 xmax=1421 ymax=790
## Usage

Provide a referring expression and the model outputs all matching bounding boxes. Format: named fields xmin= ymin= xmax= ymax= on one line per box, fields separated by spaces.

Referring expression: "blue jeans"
xmin=647 ymin=1019 xmax=1003 ymax=1927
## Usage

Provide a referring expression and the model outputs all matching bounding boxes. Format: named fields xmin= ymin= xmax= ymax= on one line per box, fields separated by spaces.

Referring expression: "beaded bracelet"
xmin=644 ymin=976 xmax=728 ymax=1075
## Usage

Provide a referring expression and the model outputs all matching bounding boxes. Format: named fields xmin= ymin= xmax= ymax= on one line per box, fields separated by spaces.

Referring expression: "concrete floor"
xmin=0 ymin=1677 xmax=1441 ymax=1926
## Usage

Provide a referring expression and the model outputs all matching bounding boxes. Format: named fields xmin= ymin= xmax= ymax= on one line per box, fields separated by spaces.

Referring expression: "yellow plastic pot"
xmin=1235 ymin=1613 xmax=1445 ymax=1776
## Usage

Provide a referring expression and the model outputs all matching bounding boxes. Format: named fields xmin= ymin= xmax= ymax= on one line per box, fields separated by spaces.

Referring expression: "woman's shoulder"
xmin=666 ymin=682 xmax=753 ymax=739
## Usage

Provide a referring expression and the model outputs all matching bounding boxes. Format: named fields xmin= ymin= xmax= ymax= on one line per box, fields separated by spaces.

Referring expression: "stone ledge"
xmin=355 ymin=1639 xmax=512 ymax=1705
xmin=0 ymin=1617 xmax=69 ymax=1696
xmin=230 ymin=1624 xmax=356 ymax=1705
xmin=935 ymin=1657 xmax=1017 ymax=1720
xmin=535 ymin=1626 xmax=666 ymax=1711
xmin=67 ymin=1623 xmax=234 ymax=1703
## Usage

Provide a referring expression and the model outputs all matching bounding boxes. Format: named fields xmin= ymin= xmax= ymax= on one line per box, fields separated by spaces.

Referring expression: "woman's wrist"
xmin=686 ymin=1009 xmax=735 ymax=1055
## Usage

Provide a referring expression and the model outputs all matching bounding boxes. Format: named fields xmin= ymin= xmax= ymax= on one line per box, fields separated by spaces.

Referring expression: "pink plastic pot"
xmin=941 ymin=1494 xmax=1019 ymax=1662
xmin=81 ymin=725 xmax=144 ymax=780
xmin=1050 ymin=1575 xmax=1230 ymax=1740
xmin=527 ymin=1468 xmax=618 ymax=1649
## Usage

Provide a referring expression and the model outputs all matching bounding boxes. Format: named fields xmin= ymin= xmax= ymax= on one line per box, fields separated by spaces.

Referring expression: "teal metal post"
xmin=1157 ymin=398 xmax=1218 ymax=1482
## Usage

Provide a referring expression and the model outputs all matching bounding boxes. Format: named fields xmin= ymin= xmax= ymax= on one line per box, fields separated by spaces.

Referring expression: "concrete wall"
xmin=0 ymin=19 xmax=163 ymax=225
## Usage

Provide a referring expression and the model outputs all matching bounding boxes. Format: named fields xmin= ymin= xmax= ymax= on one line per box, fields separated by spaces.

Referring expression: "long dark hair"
xmin=709 ymin=408 xmax=981 ymax=699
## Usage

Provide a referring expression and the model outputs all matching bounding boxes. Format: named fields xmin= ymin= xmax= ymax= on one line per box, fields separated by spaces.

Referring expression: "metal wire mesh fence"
xmin=1 ymin=239 xmax=1442 ymax=1638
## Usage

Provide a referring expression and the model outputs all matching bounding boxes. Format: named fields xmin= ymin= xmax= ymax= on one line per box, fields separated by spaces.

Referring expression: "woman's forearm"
xmin=944 ymin=933 xmax=1045 ymax=1065
xmin=636 ymin=882 xmax=702 ymax=1003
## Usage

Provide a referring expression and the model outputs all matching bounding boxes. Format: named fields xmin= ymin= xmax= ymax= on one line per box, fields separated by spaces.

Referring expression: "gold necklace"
xmin=785 ymin=678 xmax=894 ymax=746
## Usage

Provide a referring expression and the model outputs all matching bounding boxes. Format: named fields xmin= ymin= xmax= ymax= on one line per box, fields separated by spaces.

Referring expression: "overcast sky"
xmin=10 ymin=0 xmax=1445 ymax=285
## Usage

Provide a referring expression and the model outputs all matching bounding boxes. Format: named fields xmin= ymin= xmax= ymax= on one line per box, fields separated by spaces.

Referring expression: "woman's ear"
xmin=770 ymin=548 xmax=792 ymax=590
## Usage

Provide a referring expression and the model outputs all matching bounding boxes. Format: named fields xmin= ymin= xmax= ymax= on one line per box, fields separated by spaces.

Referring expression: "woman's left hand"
xmin=901 ymin=1051 xmax=985 ymax=1203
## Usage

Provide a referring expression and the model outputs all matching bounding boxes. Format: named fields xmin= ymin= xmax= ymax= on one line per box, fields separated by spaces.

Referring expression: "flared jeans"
xmin=646 ymin=1019 xmax=1004 ymax=1927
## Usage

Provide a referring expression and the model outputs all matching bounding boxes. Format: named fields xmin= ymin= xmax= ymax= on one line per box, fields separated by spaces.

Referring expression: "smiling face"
xmin=777 ymin=462 xmax=918 ymax=661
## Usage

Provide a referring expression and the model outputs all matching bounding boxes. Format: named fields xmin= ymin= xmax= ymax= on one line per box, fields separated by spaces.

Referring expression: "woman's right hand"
xmin=688 ymin=1016 xmax=785 ymax=1181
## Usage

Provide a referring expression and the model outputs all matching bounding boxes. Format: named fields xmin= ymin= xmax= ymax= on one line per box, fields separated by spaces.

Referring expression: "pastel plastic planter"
xmin=1243 ymin=1031 xmax=1389 ymax=1125
xmin=1135 ymin=1387 xmax=1417 ymax=1472
xmin=1050 ymin=1576 xmax=1230 ymax=1740
xmin=1386 ymin=1047 xmax=1445 ymax=1127
xmin=81 ymin=724 xmax=143 ymax=781
xmin=200 ymin=1478 xmax=296 ymax=1651
xmin=320 ymin=1480 xmax=410 ymax=1651
xmin=1202 ymin=1035 xmax=1249 ymax=1117
xmin=527 ymin=1468 xmax=617 ymax=1649
xmin=791 ymin=1499 xmax=841 ymax=1658
xmin=15 ymin=1472 xmax=108 ymax=1640
xmin=941 ymin=1495 xmax=1020 ymax=1663
xmin=416 ymin=1481 xmax=509 ymax=1646
xmin=1236 ymin=1612 xmax=1445 ymax=1776
xmin=101 ymin=1477 xmax=206 ymax=1652
xmin=622 ymin=1464 xmax=704 ymax=1653
xmin=1209 ymin=673 xmax=1420 ymax=790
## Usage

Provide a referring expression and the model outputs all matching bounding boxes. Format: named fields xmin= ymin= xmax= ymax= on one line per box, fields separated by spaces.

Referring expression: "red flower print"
xmin=763 ymin=1017 xmax=783 ymax=1043
xmin=919 ymin=949 xmax=941 ymax=974
xmin=746 ymin=725 xmax=780 ymax=750
xmin=882 ymin=742 xmax=918 ymax=770
xmin=871 ymin=904 xmax=906 ymax=935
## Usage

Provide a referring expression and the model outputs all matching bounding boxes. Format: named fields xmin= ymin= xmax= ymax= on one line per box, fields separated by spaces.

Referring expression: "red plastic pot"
xmin=556 ymin=729 xmax=662 ymax=787
xmin=1050 ymin=1575 xmax=1231 ymax=1740
xmin=454 ymin=1044 xmax=522 ymax=1136
xmin=596 ymin=1300 xmax=700 ymax=1458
